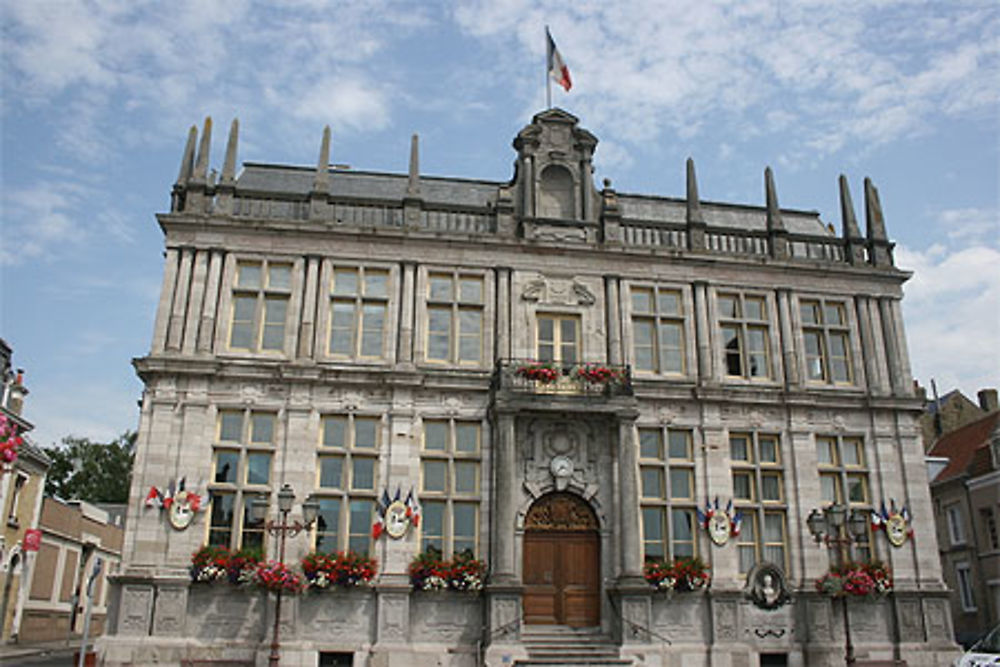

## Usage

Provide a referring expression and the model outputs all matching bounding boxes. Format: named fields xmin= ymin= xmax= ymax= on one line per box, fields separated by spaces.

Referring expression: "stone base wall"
xmin=98 ymin=580 xmax=959 ymax=667
xmin=18 ymin=610 xmax=107 ymax=642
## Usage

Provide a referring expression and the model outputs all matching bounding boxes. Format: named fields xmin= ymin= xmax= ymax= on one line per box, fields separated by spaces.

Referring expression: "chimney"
xmin=8 ymin=369 xmax=27 ymax=416
xmin=978 ymin=388 xmax=999 ymax=412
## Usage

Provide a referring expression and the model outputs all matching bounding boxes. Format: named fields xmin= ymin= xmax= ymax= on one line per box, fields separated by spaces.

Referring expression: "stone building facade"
xmin=100 ymin=110 xmax=957 ymax=666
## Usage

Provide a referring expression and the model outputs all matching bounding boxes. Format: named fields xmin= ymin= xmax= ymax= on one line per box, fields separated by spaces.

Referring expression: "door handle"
xmin=543 ymin=571 xmax=553 ymax=583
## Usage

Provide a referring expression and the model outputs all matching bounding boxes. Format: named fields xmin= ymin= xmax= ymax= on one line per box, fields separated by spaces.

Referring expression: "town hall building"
xmin=100 ymin=109 xmax=957 ymax=666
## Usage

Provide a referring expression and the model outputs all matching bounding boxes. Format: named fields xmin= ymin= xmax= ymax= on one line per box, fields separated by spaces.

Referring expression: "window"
xmin=536 ymin=314 xmax=580 ymax=364
xmin=631 ymin=286 xmax=685 ymax=375
xmin=981 ymin=508 xmax=999 ymax=551
xmin=946 ymin=504 xmax=966 ymax=546
xmin=420 ymin=419 xmax=481 ymax=557
xmin=313 ymin=415 xmax=381 ymax=555
xmin=816 ymin=435 xmax=873 ymax=561
xmin=208 ymin=410 xmax=277 ymax=551
xmin=6 ymin=473 xmax=27 ymax=526
xmin=956 ymin=562 xmax=976 ymax=612
xmin=425 ymin=273 xmax=484 ymax=364
xmin=329 ymin=266 xmax=389 ymax=359
xmin=800 ymin=299 xmax=853 ymax=384
xmin=639 ymin=428 xmax=697 ymax=562
xmin=717 ymin=292 xmax=771 ymax=379
xmin=229 ymin=260 xmax=292 ymax=352
xmin=730 ymin=432 xmax=787 ymax=573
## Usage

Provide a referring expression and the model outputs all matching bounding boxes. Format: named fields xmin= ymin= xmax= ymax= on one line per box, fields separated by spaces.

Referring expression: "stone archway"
xmin=522 ymin=492 xmax=600 ymax=627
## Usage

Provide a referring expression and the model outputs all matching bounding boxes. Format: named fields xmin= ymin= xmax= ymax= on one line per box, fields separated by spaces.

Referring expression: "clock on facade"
xmin=550 ymin=455 xmax=574 ymax=478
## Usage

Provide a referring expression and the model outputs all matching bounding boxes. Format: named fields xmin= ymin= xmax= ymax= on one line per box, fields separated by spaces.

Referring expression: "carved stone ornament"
xmin=745 ymin=562 xmax=790 ymax=610
xmin=525 ymin=492 xmax=597 ymax=531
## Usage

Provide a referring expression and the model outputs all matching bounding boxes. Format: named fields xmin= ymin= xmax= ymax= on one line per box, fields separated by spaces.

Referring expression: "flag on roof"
xmin=547 ymin=28 xmax=572 ymax=92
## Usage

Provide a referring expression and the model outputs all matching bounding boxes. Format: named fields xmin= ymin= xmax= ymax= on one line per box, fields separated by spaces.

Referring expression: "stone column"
xmin=181 ymin=250 xmax=208 ymax=355
xmin=196 ymin=250 xmax=224 ymax=353
xmin=776 ymin=288 xmax=800 ymax=389
xmin=493 ymin=414 xmax=518 ymax=582
xmin=496 ymin=267 xmax=511 ymax=361
xmin=151 ymin=248 xmax=180 ymax=353
xmin=397 ymin=262 xmax=416 ymax=365
xmin=693 ymin=281 xmax=713 ymax=384
xmin=166 ymin=247 xmax=194 ymax=351
xmin=878 ymin=298 xmax=907 ymax=396
xmin=857 ymin=296 xmax=890 ymax=395
xmin=297 ymin=256 xmax=320 ymax=359
xmin=605 ymin=275 xmax=622 ymax=365
xmin=617 ymin=419 xmax=642 ymax=582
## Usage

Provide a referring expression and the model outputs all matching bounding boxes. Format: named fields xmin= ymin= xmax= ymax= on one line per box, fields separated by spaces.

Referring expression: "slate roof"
xmin=235 ymin=163 xmax=831 ymax=235
xmin=928 ymin=411 xmax=1000 ymax=484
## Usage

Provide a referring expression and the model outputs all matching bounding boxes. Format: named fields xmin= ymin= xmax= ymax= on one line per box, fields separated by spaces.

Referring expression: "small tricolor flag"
xmin=546 ymin=28 xmax=572 ymax=92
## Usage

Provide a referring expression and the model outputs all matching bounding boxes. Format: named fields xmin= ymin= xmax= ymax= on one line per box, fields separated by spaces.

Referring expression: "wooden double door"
xmin=522 ymin=493 xmax=600 ymax=627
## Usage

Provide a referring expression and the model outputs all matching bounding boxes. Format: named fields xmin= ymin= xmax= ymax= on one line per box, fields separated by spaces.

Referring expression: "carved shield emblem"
xmin=708 ymin=513 xmax=731 ymax=546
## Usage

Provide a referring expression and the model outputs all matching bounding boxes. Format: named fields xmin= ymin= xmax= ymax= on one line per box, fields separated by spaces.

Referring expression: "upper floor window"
xmin=420 ymin=419 xmax=482 ymax=558
xmin=313 ymin=414 xmax=381 ymax=556
xmin=638 ymin=428 xmax=696 ymax=562
xmin=6 ymin=473 xmax=27 ymax=527
xmin=537 ymin=314 xmax=580 ymax=364
xmin=980 ymin=508 xmax=998 ymax=551
xmin=800 ymin=299 xmax=853 ymax=384
xmin=229 ymin=260 xmax=292 ymax=353
xmin=209 ymin=410 xmax=277 ymax=551
xmin=426 ymin=273 xmax=484 ymax=365
xmin=631 ymin=286 xmax=685 ymax=375
xmin=717 ymin=292 xmax=771 ymax=380
xmin=946 ymin=503 xmax=966 ymax=546
xmin=956 ymin=562 xmax=976 ymax=612
xmin=329 ymin=266 xmax=389 ymax=360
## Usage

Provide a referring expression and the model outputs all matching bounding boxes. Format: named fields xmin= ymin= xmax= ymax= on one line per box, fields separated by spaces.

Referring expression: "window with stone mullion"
xmin=800 ymin=299 xmax=852 ymax=384
xmin=312 ymin=414 xmax=380 ymax=556
xmin=208 ymin=410 xmax=276 ymax=551
xmin=718 ymin=292 xmax=771 ymax=379
xmin=730 ymin=432 xmax=787 ymax=574
xmin=630 ymin=286 xmax=685 ymax=375
xmin=426 ymin=273 xmax=484 ymax=364
xmin=639 ymin=428 xmax=696 ymax=562
xmin=329 ymin=266 xmax=389 ymax=359
xmin=419 ymin=419 xmax=481 ymax=557
xmin=816 ymin=435 xmax=873 ymax=562
xmin=229 ymin=260 xmax=291 ymax=352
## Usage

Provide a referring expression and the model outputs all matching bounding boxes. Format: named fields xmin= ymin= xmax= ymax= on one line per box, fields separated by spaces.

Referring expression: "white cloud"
xmin=898 ymin=207 xmax=1000 ymax=399
xmin=0 ymin=185 xmax=89 ymax=265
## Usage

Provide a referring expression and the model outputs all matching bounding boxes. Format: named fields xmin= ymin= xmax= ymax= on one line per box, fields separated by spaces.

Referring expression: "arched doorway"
xmin=522 ymin=492 xmax=600 ymax=627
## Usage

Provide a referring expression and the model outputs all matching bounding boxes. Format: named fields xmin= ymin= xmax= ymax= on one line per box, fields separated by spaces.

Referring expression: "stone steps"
xmin=515 ymin=626 xmax=632 ymax=667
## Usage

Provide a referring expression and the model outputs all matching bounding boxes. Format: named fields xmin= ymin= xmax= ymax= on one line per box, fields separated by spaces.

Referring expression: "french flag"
xmin=547 ymin=28 xmax=572 ymax=92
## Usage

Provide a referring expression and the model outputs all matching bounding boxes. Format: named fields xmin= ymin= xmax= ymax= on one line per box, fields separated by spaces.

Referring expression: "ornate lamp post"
xmin=806 ymin=503 xmax=869 ymax=666
xmin=251 ymin=484 xmax=319 ymax=667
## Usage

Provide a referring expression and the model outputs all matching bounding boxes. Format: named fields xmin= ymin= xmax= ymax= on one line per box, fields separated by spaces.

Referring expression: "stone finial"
xmin=175 ymin=125 xmax=197 ymax=186
xmin=765 ymin=166 xmax=788 ymax=259
xmin=764 ymin=167 xmax=785 ymax=232
xmin=839 ymin=175 xmax=865 ymax=265
xmin=220 ymin=119 xmax=239 ymax=186
xmin=864 ymin=177 xmax=892 ymax=267
xmin=313 ymin=126 xmax=331 ymax=192
xmin=406 ymin=133 xmax=421 ymax=198
xmin=686 ymin=157 xmax=704 ymax=224
xmin=193 ymin=117 xmax=213 ymax=183
xmin=864 ymin=177 xmax=888 ymax=241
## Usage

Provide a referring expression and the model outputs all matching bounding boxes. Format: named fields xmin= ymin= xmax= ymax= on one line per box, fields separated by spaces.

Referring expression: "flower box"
xmin=409 ymin=551 xmax=485 ymax=592
xmin=816 ymin=562 xmax=892 ymax=598
xmin=644 ymin=556 xmax=710 ymax=592
xmin=301 ymin=551 xmax=377 ymax=590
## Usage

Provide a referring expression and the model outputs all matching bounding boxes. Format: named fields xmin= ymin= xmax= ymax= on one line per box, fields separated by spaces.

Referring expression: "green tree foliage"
xmin=43 ymin=431 xmax=136 ymax=503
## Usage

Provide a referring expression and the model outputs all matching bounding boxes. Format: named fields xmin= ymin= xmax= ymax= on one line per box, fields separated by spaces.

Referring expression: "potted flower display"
xmin=0 ymin=414 xmax=22 ymax=465
xmin=409 ymin=550 xmax=486 ymax=592
xmin=573 ymin=363 xmax=623 ymax=385
xmin=515 ymin=361 xmax=560 ymax=384
xmin=301 ymin=551 xmax=378 ymax=590
xmin=227 ymin=548 xmax=262 ymax=585
xmin=816 ymin=562 xmax=892 ymax=598
xmin=253 ymin=560 xmax=305 ymax=594
xmin=643 ymin=556 xmax=710 ymax=592
xmin=190 ymin=545 xmax=232 ymax=583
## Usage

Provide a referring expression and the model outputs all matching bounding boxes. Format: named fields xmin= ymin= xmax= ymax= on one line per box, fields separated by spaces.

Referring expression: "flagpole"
xmin=545 ymin=26 xmax=552 ymax=109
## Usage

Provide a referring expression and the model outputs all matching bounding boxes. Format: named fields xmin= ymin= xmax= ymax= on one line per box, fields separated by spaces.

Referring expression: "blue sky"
xmin=2 ymin=0 xmax=998 ymax=448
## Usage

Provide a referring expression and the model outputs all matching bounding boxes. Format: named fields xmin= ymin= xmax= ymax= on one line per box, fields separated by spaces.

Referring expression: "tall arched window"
xmin=538 ymin=165 xmax=574 ymax=219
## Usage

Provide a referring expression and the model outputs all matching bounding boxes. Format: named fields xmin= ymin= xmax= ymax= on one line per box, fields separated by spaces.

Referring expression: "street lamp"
xmin=806 ymin=503 xmax=869 ymax=666
xmin=251 ymin=484 xmax=319 ymax=667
